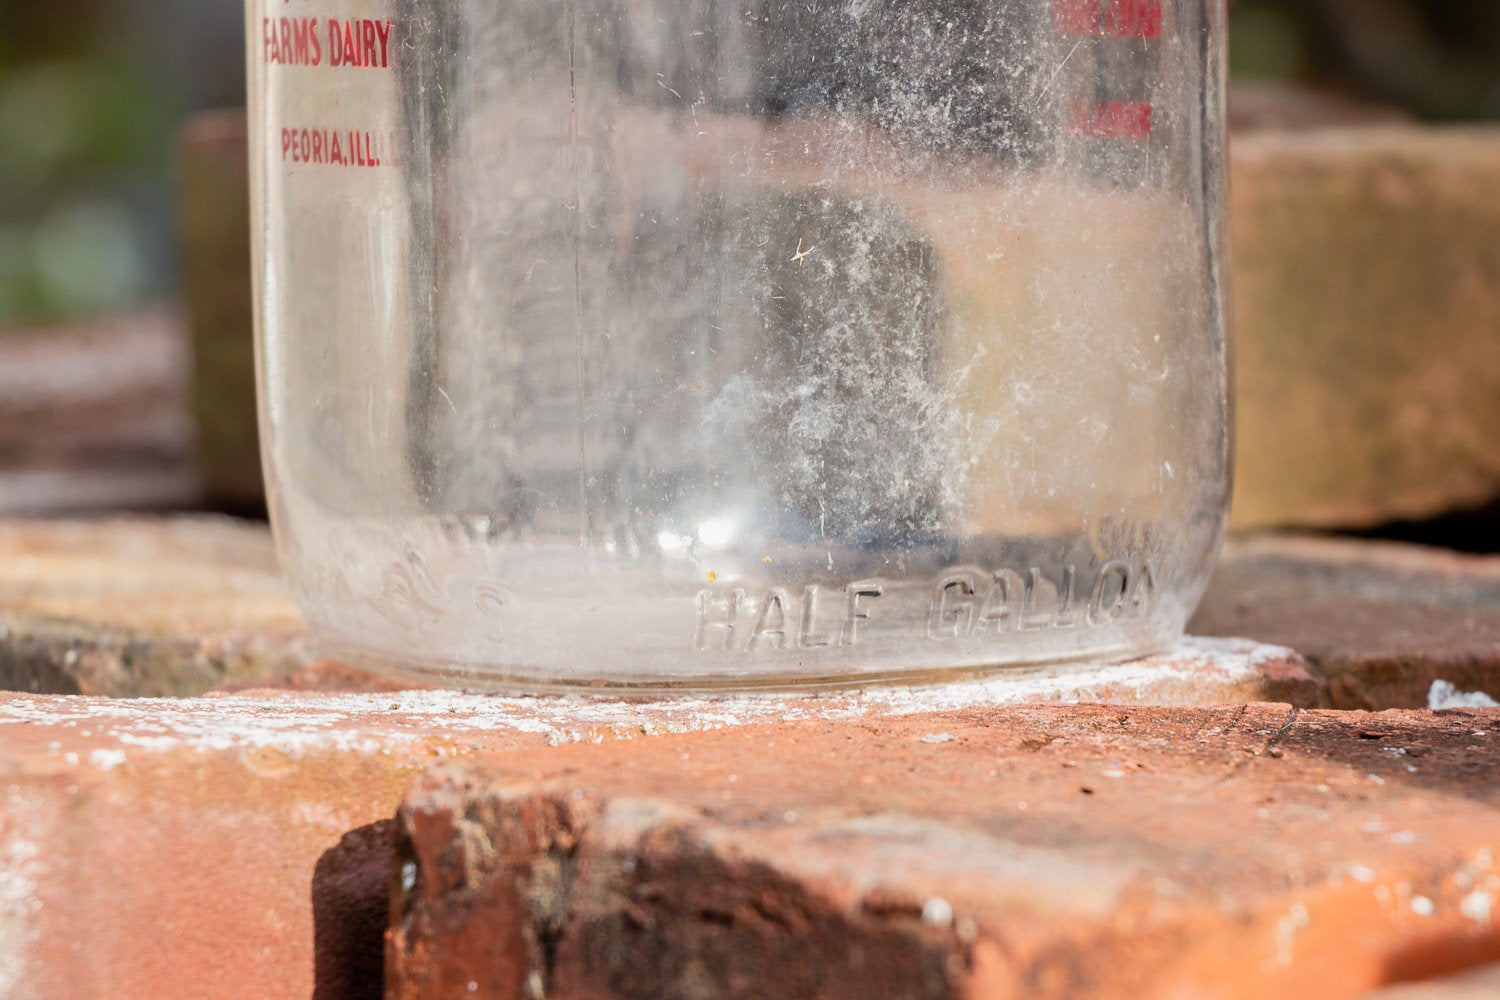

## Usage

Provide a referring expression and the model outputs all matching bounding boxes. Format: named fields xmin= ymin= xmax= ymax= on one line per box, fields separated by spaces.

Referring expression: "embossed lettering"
xmin=696 ymin=582 xmax=883 ymax=653
xmin=798 ymin=585 xmax=833 ymax=648
xmin=1087 ymin=560 xmax=1131 ymax=625
xmin=749 ymin=588 xmax=792 ymax=651
xmin=370 ymin=562 xmax=445 ymax=634
xmin=694 ymin=588 xmax=744 ymax=651
xmin=1053 ymin=565 xmax=1079 ymax=628
xmin=928 ymin=572 xmax=979 ymax=639
xmin=472 ymin=586 xmax=506 ymax=620
xmin=923 ymin=558 xmax=1159 ymax=641
xmin=470 ymin=585 xmax=508 ymax=642
xmin=841 ymin=580 xmax=885 ymax=647
xmin=975 ymin=569 xmax=1023 ymax=634
xmin=1132 ymin=559 xmax=1157 ymax=615
xmin=1019 ymin=567 xmax=1056 ymax=631
xmin=694 ymin=560 xmax=1160 ymax=654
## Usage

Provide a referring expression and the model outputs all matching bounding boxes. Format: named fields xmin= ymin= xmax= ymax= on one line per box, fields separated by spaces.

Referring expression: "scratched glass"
xmin=248 ymin=0 xmax=1229 ymax=689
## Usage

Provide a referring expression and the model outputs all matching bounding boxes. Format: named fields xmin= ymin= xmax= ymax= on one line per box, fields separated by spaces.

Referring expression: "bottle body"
xmin=248 ymin=0 xmax=1229 ymax=689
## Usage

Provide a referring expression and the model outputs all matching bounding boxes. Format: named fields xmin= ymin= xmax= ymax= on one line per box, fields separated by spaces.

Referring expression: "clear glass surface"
xmin=248 ymin=0 xmax=1230 ymax=689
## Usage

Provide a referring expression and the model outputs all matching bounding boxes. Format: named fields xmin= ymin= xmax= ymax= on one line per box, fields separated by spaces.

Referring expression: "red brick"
xmin=1192 ymin=535 xmax=1500 ymax=709
xmin=0 ymin=651 xmax=1302 ymax=1000
xmin=389 ymin=704 xmax=1500 ymax=1000
xmin=0 ymin=517 xmax=312 ymax=695
xmin=0 ymin=654 xmax=1443 ymax=1000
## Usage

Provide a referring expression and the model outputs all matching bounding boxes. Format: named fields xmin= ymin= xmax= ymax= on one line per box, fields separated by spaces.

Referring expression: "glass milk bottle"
xmin=247 ymin=0 xmax=1230 ymax=690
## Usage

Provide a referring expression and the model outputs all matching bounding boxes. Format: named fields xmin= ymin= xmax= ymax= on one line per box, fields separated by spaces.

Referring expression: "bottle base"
xmin=318 ymin=632 xmax=1179 ymax=695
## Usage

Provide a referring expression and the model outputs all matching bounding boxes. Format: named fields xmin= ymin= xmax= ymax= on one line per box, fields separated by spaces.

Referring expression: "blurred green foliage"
xmin=0 ymin=0 xmax=239 ymax=328
xmin=0 ymin=58 xmax=165 ymax=322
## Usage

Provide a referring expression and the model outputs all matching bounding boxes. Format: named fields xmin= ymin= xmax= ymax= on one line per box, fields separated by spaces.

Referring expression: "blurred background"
xmin=0 ymin=0 xmax=241 ymax=324
xmin=0 ymin=0 xmax=1497 ymax=542
xmin=1230 ymin=0 xmax=1500 ymax=120
xmin=3 ymin=0 xmax=1497 ymax=327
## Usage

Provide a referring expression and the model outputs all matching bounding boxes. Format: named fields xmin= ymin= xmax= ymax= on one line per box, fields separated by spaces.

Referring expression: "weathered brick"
xmin=390 ymin=704 xmax=1500 ymax=1000
xmin=0 ymin=682 xmax=1495 ymax=998
xmin=0 ymin=517 xmax=313 ymax=695
xmin=1229 ymin=126 xmax=1500 ymax=530
xmin=1191 ymin=535 xmax=1500 ymax=710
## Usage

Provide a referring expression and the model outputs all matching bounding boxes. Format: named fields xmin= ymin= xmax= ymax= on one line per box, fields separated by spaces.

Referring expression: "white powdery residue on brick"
xmin=1169 ymin=635 xmax=1298 ymax=673
xmin=571 ymin=636 xmax=1291 ymax=735
xmin=0 ymin=789 xmax=46 ymax=1000
xmin=0 ymin=636 xmax=1299 ymax=751
xmin=1461 ymin=891 xmax=1492 ymax=924
xmin=0 ymin=842 xmax=39 ymax=999
xmin=114 ymin=734 xmax=178 ymax=750
xmin=0 ymin=694 xmax=401 ymax=756
xmin=87 ymin=748 xmax=126 ymax=771
xmin=1428 ymin=680 xmax=1500 ymax=710
xmin=804 ymin=635 xmax=1299 ymax=716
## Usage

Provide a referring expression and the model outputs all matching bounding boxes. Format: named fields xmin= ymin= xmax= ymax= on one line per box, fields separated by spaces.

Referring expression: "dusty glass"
xmin=247 ymin=0 xmax=1230 ymax=690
